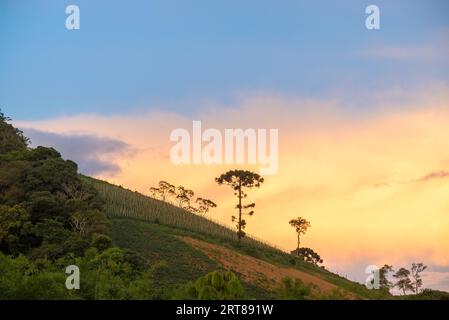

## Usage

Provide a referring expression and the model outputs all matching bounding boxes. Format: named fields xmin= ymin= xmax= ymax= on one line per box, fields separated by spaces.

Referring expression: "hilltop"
xmin=81 ymin=176 xmax=390 ymax=299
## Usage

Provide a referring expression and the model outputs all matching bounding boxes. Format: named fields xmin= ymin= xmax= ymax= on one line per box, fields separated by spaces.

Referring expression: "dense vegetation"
xmin=0 ymin=111 xmax=156 ymax=299
xmin=0 ymin=111 xmax=255 ymax=300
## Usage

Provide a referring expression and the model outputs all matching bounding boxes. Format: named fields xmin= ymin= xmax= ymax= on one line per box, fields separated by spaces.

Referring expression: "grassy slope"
xmin=111 ymin=218 xmax=271 ymax=298
xmin=83 ymin=176 xmax=390 ymax=300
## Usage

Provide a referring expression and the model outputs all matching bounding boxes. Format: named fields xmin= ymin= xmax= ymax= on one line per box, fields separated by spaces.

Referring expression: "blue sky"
xmin=1 ymin=0 xmax=448 ymax=120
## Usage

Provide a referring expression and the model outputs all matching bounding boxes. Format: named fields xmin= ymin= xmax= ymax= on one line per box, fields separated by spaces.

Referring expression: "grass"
xmin=84 ymin=175 xmax=393 ymax=300
xmin=110 ymin=218 xmax=220 ymax=288
xmin=83 ymin=176 xmax=287 ymax=253
xmin=110 ymin=217 xmax=272 ymax=299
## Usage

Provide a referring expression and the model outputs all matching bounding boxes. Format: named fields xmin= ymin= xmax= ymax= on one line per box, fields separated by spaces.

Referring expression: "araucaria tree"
xmin=215 ymin=170 xmax=264 ymax=240
xmin=289 ymin=217 xmax=311 ymax=252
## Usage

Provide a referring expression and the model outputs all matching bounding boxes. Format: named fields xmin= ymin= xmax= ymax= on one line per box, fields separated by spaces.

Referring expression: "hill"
xmin=82 ymin=176 xmax=391 ymax=299
xmin=3 ymin=110 xmax=446 ymax=300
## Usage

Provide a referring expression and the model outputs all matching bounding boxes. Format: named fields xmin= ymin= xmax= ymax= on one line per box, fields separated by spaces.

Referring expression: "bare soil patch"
xmin=179 ymin=236 xmax=354 ymax=298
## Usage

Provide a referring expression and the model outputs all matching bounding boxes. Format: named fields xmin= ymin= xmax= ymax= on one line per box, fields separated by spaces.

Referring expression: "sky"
xmin=2 ymin=0 xmax=449 ymax=292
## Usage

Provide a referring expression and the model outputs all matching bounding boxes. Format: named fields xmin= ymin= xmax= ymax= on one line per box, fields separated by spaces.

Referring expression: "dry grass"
xmin=179 ymin=235 xmax=355 ymax=298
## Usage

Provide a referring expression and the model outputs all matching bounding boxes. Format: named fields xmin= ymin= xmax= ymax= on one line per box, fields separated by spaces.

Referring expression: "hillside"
xmin=3 ymin=111 xmax=446 ymax=300
xmin=82 ymin=176 xmax=390 ymax=300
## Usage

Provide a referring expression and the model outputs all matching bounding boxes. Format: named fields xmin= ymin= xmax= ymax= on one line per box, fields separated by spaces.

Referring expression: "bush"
xmin=91 ymin=234 xmax=113 ymax=252
xmin=176 ymin=271 xmax=246 ymax=300
xmin=273 ymin=277 xmax=314 ymax=300
xmin=404 ymin=288 xmax=449 ymax=300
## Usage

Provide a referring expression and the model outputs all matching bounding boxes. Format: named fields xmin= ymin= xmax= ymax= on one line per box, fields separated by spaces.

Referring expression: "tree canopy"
xmin=289 ymin=217 xmax=311 ymax=251
xmin=0 ymin=111 xmax=154 ymax=299
xmin=0 ymin=109 xmax=29 ymax=154
xmin=216 ymin=170 xmax=264 ymax=240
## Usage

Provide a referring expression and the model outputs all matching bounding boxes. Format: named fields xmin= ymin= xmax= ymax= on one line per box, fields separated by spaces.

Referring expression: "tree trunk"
xmin=297 ymin=233 xmax=300 ymax=251
xmin=238 ymin=180 xmax=242 ymax=240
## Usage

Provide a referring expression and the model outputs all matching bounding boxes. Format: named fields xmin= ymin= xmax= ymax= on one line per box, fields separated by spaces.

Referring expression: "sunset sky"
xmin=2 ymin=0 xmax=449 ymax=291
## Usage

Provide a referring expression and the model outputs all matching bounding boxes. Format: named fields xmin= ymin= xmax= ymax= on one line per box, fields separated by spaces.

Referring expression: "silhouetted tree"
xmin=158 ymin=181 xmax=175 ymax=201
xmin=289 ymin=217 xmax=311 ymax=251
xmin=379 ymin=264 xmax=394 ymax=290
xmin=0 ymin=109 xmax=29 ymax=154
xmin=195 ymin=197 xmax=217 ymax=215
xmin=176 ymin=186 xmax=194 ymax=208
xmin=149 ymin=181 xmax=176 ymax=202
xmin=215 ymin=170 xmax=264 ymax=240
xmin=149 ymin=182 xmax=217 ymax=216
xmin=393 ymin=267 xmax=414 ymax=295
xmin=291 ymin=247 xmax=323 ymax=265
xmin=411 ymin=263 xmax=427 ymax=294
xmin=149 ymin=186 xmax=163 ymax=200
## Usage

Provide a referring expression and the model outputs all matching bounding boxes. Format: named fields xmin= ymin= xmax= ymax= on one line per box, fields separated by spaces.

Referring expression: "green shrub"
xmin=91 ymin=234 xmax=113 ymax=252
xmin=273 ymin=277 xmax=314 ymax=300
xmin=176 ymin=271 xmax=246 ymax=300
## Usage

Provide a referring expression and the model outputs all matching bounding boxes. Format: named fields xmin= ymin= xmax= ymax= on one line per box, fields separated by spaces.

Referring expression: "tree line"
xmin=0 ymin=109 xmax=155 ymax=299
xmin=149 ymin=180 xmax=217 ymax=215
xmin=379 ymin=263 xmax=427 ymax=295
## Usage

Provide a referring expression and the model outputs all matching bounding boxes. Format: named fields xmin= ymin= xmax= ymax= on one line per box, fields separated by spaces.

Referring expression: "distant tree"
xmin=183 ymin=205 xmax=198 ymax=214
xmin=379 ymin=264 xmax=394 ymax=290
xmin=176 ymin=186 xmax=194 ymax=208
xmin=149 ymin=182 xmax=217 ymax=217
xmin=149 ymin=186 xmax=162 ymax=200
xmin=393 ymin=267 xmax=414 ymax=295
xmin=158 ymin=181 xmax=176 ymax=201
xmin=291 ymin=247 xmax=323 ymax=265
xmin=195 ymin=197 xmax=217 ymax=215
xmin=215 ymin=170 xmax=264 ymax=240
xmin=410 ymin=263 xmax=427 ymax=294
xmin=0 ymin=109 xmax=29 ymax=154
xmin=149 ymin=181 xmax=176 ymax=202
xmin=289 ymin=217 xmax=311 ymax=251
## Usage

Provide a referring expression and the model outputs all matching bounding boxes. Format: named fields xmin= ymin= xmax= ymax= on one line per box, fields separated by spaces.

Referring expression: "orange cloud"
xmin=416 ymin=171 xmax=449 ymax=182
xmin=16 ymin=86 xmax=449 ymax=286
